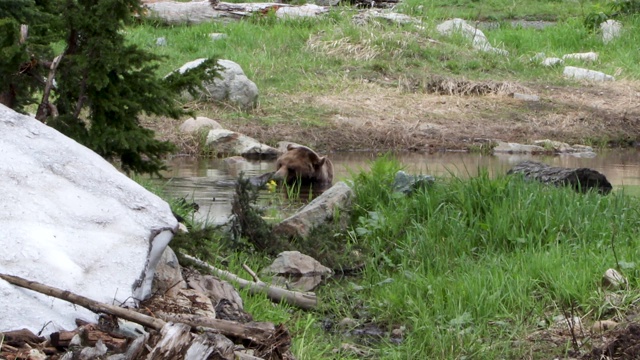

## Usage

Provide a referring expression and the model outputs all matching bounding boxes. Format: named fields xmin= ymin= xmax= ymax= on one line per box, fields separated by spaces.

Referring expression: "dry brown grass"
xmin=147 ymin=78 xmax=640 ymax=154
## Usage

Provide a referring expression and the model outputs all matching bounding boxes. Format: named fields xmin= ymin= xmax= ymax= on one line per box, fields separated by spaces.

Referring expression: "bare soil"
xmin=146 ymin=79 xmax=640 ymax=155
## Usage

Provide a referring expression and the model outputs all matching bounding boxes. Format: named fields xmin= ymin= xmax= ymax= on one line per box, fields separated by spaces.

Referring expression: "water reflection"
xmin=158 ymin=149 xmax=640 ymax=222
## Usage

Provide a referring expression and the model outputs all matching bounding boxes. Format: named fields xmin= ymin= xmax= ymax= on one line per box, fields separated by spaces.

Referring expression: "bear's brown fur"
xmin=272 ymin=144 xmax=334 ymax=187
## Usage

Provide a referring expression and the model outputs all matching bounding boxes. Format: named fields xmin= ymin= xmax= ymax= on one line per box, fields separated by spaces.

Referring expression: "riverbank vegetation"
xmin=162 ymin=157 xmax=640 ymax=359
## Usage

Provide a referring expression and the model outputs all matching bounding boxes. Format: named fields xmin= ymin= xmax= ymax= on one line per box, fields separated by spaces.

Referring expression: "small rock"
xmin=209 ymin=33 xmax=228 ymax=41
xmin=276 ymin=4 xmax=329 ymax=18
xmin=601 ymin=19 xmax=622 ymax=44
xmin=541 ymin=57 xmax=563 ymax=67
xmin=156 ymin=37 xmax=167 ymax=46
xmin=532 ymin=139 xmax=573 ymax=152
xmin=563 ymin=66 xmax=614 ymax=82
xmin=273 ymin=182 xmax=354 ymax=238
xmin=493 ymin=141 xmax=546 ymax=154
xmin=338 ymin=318 xmax=357 ymax=329
xmin=179 ymin=116 xmax=223 ymax=134
xmin=206 ymin=129 xmax=279 ymax=158
xmin=512 ymin=93 xmax=540 ymax=102
xmin=591 ymin=319 xmax=618 ymax=333
xmin=392 ymin=170 xmax=434 ymax=195
xmin=530 ymin=52 xmax=546 ymax=62
xmin=263 ymin=251 xmax=333 ymax=291
xmin=563 ymin=52 xmax=598 ymax=62
xmin=602 ymin=268 xmax=627 ymax=290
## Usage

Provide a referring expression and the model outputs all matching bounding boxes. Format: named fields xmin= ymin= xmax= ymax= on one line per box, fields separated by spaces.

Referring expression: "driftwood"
xmin=147 ymin=322 xmax=235 ymax=360
xmin=507 ymin=161 xmax=613 ymax=194
xmin=184 ymin=254 xmax=318 ymax=309
xmin=0 ymin=273 xmax=286 ymax=350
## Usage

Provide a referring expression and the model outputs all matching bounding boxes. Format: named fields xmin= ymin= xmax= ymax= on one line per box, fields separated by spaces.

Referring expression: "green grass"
xmin=129 ymin=3 xmax=640 ymax=102
xmin=142 ymin=156 xmax=640 ymax=359
xmin=320 ymin=157 xmax=640 ymax=359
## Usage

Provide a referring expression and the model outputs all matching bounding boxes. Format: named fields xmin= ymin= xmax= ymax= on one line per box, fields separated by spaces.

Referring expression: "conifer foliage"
xmin=0 ymin=0 xmax=217 ymax=175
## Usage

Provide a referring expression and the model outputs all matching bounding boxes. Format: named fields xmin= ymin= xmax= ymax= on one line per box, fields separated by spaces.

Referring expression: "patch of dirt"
xmin=147 ymin=79 xmax=640 ymax=155
xmin=581 ymin=323 xmax=640 ymax=360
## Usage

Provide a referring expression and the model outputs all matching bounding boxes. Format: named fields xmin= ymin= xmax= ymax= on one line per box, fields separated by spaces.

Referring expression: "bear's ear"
xmin=314 ymin=156 xmax=326 ymax=168
xmin=287 ymin=144 xmax=298 ymax=151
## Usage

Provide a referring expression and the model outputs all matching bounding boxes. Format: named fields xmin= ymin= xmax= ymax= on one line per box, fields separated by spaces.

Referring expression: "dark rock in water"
xmin=392 ymin=170 xmax=435 ymax=195
xmin=249 ymin=171 xmax=274 ymax=188
xmin=507 ymin=161 xmax=612 ymax=194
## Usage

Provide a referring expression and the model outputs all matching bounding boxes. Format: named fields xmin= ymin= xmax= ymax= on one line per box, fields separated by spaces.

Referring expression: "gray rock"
xmin=392 ymin=170 xmax=435 ymax=195
xmin=436 ymin=18 xmax=508 ymax=55
xmin=601 ymin=19 xmax=622 ymax=44
xmin=512 ymin=93 xmax=540 ymax=102
xmin=493 ymin=141 xmax=546 ymax=154
xmin=602 ymin=268 xmax=627 ymax=290
xmin=156 ymin=37 xmax=167 ymax=46
xmin=209 ymin=33 xmax=228 ymax=41
xmin=152 ymin=246 xmax=187 ymax=298
xmin=174 ymin=58 xmax=259 ymax=111
xmin=563 ymin=66 xmax=614 ymax=81
xmin=263 ymin=251 xmax=333 ymax=291
xmin=206 ymin=129 xmax=279 ymax=158
xmin=185 ymin=270 xmax=246 ymax=316
xmin=563 ymin=52 xmax=598 ymax=62
xmin=532 ymin=139 xmax=574 ymax=152
xmin=273 ymin=181 xmax=354 ymax=238
xmin=276 ymin=4 xmax=329 ymax=18
xmin=541 ymin=57 xmax=563 ymax=67
xmin=179 ymin=116 xmax=223 ymax=134
xmin=0 ymin=105 xmax=177 ymax=333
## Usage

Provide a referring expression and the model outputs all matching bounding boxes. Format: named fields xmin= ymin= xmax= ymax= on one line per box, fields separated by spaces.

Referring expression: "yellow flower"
xmin=266 ymin=180 xmax=277 ymax=193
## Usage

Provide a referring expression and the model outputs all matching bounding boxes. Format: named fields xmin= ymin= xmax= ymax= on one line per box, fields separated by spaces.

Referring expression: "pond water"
xmin=158 ymin=149 xmax=640 ymax=222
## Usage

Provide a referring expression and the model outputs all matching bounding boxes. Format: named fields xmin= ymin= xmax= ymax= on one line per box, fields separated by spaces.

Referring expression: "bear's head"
xmin=272 ymin=144 xmax=333 ymax=186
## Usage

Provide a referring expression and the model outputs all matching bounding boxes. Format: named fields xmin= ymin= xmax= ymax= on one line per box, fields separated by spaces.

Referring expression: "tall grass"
xmin=344 ymin=157 xmax=640 ymax=358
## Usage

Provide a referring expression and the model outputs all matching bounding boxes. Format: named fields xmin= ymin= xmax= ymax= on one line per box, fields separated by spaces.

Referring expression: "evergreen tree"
xmin=0 ymin=0 xmax=217 ymax=175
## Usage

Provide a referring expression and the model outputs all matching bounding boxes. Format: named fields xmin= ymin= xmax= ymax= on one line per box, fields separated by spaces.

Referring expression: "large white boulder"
xmin=175 ymin=58 xmax=259 ymax=111
xmin=0 ymin=105 xmax=177 ymax=333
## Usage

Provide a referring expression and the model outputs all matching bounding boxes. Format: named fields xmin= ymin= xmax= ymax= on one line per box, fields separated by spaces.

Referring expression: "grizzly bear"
xmin=272 ymin=144 xmax=334 ymax=188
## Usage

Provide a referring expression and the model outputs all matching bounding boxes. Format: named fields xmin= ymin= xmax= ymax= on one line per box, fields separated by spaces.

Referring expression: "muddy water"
xmin=158 ymin=149 xmax=640 ymax=222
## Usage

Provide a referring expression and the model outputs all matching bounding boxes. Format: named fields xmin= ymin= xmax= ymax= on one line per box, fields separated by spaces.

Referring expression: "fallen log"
xmin=183 ymin=254 xmax=318 ymax=309
xmin=0 ymin=273 xmax=284 ymax=348
xmin=507 ymin=161 xmax=612 ymax=194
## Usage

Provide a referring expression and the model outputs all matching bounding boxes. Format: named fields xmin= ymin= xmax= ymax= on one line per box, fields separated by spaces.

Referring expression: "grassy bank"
xmin=159 ymin=157 xmax=640 ymax=359
xmin=127 ymin=1 xmax=640 ymax=150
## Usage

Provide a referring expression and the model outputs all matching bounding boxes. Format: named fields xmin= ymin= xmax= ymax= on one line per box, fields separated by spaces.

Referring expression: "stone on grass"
xmin=602 ymin=268 xmax=627 ymax=290
xmin=563 ymin=66 xmax=614 ymax=82
xmin=179 ymin=116 xmax=223 ymax=134
xmin=601 ymin=19 xmax=622 ymax=44
xmin=262 ymin=251 xmax=333 ymax=292
xmin=562 ymin=52 xmax=599 ymax=62
xmin=436 ymin=18 xmax=508 ymax=55
xmin=0 ymin=104 xmax=177 ymax=333
xmin=591 ymin=320 xmax=618 ymax=333
xmin=156 ymin=37 xmax=167 ymax=46
xmin=209 ymin=33 xmax=228 ymax=41
xmin=512 ymin=93 xmax=540 ymax=102
xmin=173 ymin=58 xmax=259 ymax=111
xmin=277 ymin=4 xmax=329 ymax=18
xmin=206 ymin=129 xmax=279 ymax=158
xmin=273 ymin=181 xmax=354 ymax=239
xmin=541 ymin=57 xmax=563 ymax=67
